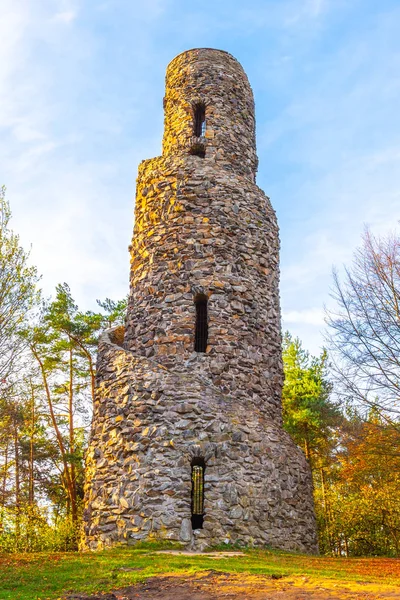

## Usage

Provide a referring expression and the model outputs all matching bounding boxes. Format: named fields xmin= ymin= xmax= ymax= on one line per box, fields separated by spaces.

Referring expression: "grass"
xmin=1 ymin=541 xmax=400 ymax=600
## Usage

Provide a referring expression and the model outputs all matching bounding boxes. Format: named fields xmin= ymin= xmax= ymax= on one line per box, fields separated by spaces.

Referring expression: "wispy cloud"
xmin=306 ymin=0 xmax=327 ymax=17
xmin=283 ymin=308 xmax=325 ymax=326
xmin=53 ymin=10 xmax=77 ymax=23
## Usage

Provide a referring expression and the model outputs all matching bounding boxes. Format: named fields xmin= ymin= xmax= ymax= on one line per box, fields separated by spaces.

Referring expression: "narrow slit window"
xmin=194 ymin=295 xmax=208 ymax=352
xmin=194 ymin=103 xmax=206 ymax=137
xmin=191 ymin=458 xmax=205 ymax=530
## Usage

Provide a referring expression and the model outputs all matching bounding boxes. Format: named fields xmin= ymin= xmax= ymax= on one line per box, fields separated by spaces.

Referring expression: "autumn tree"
xmin=327 ymin=411 xmax=400 ymax=556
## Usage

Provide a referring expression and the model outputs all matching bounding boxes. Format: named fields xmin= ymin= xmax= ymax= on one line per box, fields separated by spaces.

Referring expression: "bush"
xmin=0 ymin=505 xmax=80 ymax=552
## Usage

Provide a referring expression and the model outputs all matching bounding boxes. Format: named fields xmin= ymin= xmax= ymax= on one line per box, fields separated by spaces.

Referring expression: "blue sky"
xmin=1 ymin=0 xmax=399 ymax=355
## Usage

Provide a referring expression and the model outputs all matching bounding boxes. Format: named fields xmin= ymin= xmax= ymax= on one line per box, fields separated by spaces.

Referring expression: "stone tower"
xmin=82 ymin=48 xmax=318 ymax=553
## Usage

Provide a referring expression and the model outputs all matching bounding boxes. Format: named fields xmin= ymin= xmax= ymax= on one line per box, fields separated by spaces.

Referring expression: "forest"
xmin=0 ymin=185 xmax=399 ymax=557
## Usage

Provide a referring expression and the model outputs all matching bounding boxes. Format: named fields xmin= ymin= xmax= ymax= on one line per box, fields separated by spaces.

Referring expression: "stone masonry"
xmin=82 ymin=48 xmax=318 ymax=553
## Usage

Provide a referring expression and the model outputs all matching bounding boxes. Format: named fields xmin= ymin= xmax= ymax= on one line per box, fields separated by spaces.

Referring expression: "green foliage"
xmin=282 ymin=332 xmax=340 ymax=464
xmin=0 ymin=506 xmax=78 ymax=553
xmin=5 ymin=284 xmax=128 ymax=550
xmin=0 ymin=186 xmax=40 ymax=379
xmin=96 ymin=296 xmax=127 ymax=329
xmin=19 ymin=284 xmax=113 ymax=537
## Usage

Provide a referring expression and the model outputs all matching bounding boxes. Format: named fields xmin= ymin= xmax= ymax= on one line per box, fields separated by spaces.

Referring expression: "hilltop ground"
xmin=1 ymin=544 xmax=399 ymax=600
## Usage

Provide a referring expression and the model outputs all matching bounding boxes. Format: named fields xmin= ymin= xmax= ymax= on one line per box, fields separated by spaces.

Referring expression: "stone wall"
xmin=83 ymin=329 xmax=317 ymax=552
xmin=162 ymin=49 xmax=258 ymax=179
xmin=82 ymin=48 xmax=318 ymax=553
xmin=124 ymin=154 xmax=283 ymax=422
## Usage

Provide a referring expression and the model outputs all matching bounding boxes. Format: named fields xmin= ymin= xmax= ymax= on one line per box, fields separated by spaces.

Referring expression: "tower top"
xmin=162 ymin=48 xmax=258 ymax=179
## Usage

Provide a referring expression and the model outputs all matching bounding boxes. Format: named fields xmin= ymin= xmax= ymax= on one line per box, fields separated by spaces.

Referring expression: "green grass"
xmin=1 ymin=541 xmax=399 ymax=600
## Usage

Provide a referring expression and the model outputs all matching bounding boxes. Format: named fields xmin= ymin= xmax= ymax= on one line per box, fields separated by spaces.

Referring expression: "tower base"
xmin=82 ymin=329 xmax=318 ymax=554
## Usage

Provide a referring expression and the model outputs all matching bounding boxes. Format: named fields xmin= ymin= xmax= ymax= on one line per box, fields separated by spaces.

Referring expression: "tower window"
xmin=194 ymin=295 xmax=208 ymax=352
xmin=193 ymin=103 xmax=206 ymax=137
xmin=189 ymin=142 xmax=205 ymax=158
xmin=191 ymin=458 xmax=205 ymax=530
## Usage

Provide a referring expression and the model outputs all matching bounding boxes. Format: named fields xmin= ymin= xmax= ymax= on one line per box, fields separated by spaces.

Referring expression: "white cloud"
xmin=53 ymin=10 xmax=77 ymax=23
xmin=282 ymin=308 xmax=325 ymax=326
xmin=306 ymin=0 xmax=326 ymax=17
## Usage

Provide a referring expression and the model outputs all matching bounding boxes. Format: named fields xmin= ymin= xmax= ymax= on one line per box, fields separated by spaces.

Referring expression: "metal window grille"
xmin=194 ymin=103 xmax=206 ymax=137
xmin=191 ymin=465 xmax=204 ymax=516
xmin=194 ymin=297 xmax=208 ymax=352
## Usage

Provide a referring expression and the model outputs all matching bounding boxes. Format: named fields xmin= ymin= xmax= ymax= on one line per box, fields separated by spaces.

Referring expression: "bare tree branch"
xmin=326 ymin=228 xmax=400 ymax=427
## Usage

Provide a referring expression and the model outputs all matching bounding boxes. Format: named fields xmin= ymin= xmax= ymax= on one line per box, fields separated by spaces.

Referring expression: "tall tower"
xmin=82 ymin=49 xmax=318 ymax=553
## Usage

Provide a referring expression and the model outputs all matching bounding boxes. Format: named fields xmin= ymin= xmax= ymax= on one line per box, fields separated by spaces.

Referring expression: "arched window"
xmin=191 ymin=457 xmax=205 ymax=530
xmin=193 ymin=103 xmax=206 ymax=137
xmin=194 ymin=295 xmax=208 ymax=352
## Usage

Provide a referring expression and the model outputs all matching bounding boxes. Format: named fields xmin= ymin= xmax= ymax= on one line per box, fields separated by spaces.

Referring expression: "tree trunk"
xmin=13 ymin=414 xmax=20 ymax=539
xmin=0 ymin=444 xmax=9 ymax=532
xmin=31 ymin=346 xmax=76 ymax=522
xmin=1 ymin=444 xmax=8 ymax=507
xmin=28 ymin=382 xmax=35 ymax=505
xmin=344 ymin=536 xmax=349 ymax=557
xmin=68 ymin=345 xmax=77 ymax=525
xmin=303 ymin=426 xmax=312 ymax=470
xmin=320 ymin=467 xmax=334 ymax=554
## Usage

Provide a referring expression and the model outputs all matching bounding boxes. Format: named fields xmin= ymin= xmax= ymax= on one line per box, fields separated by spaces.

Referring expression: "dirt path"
xmin=66 ymin=571 xmax=400 ymax=600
